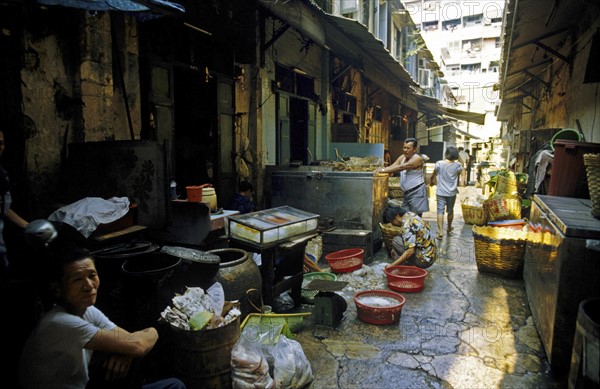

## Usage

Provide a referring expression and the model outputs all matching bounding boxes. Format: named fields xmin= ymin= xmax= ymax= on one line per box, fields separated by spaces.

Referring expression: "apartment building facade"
xmin=401 ymin=0 xmax=505 ymax=162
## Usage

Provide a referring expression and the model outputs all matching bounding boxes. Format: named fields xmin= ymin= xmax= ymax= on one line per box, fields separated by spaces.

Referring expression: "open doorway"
xmin=290 ymin=97 xmax=308 ymax=165
xmin=173 ymin=66 xmax=217 ymax=193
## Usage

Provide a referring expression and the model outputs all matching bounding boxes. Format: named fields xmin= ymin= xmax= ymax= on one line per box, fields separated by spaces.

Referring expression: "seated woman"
xmin=18 ymin=244 xmax=186 ymax=389
xmin=227 ymin=181 xmax=256 ymax=214
xmin=383 ymin=206 xmax=437 ymax=270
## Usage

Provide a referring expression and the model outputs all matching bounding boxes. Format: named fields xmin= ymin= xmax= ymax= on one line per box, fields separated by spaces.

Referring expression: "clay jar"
xmin=208 ymin=248 xmax=262 ymax=319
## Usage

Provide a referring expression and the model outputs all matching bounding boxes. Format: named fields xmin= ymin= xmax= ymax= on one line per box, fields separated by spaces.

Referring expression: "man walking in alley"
xmin=458 ymin=147 xmax=470 ymax=186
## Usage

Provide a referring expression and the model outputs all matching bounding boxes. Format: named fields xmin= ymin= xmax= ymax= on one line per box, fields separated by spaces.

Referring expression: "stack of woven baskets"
xmin=484 ymin=171 xmax=522 ymax=222
xmin=584 ymin=153 xmax=600 ymax=219
xmin=388 ymin=177 xmax=403 ymax=199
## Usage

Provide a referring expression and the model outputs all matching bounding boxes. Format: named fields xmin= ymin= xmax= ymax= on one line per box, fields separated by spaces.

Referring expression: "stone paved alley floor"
xmin=295 ymin=186 xmax=566 ymax=389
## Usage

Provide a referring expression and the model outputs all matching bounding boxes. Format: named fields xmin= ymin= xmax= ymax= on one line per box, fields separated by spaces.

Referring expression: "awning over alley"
xmin=453 ymin=126 xmax=482 ymax=140
xmin=321 ymin=14 xmax=416 ymax=88
xmin=258 ymin=0 xmax=417 ymax=102
xmin=497 ymin=0 xmax=590 ymax=120
xmin=36 ymin=0 xmax=185 ymax=13
xmin=418 ymin=94 xmax=486 ymax=125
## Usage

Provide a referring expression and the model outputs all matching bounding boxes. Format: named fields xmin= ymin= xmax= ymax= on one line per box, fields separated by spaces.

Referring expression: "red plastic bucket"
xmin=186 ymin=186 xmax=203 ymax=202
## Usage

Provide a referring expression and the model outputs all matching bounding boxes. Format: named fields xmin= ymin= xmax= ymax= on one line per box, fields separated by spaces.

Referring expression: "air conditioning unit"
xmin=340 ymin=0 xmax=359 ymax=13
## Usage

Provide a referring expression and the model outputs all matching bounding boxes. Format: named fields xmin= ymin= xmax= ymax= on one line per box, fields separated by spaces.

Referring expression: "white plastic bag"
xmin=231 ymin=335 xmax=274 ymax=389
xmin=206 ymin=282 xmax=225 ymax=317
xmin=272 ymin=335 xmax=313 ymax=389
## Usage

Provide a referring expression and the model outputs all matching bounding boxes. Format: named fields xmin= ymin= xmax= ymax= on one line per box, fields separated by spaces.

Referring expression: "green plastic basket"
xmin=301 ymin=272 xmax=337 ymax=304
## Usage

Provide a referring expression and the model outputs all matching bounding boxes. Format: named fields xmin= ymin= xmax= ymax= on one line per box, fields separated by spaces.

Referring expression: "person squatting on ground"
xmin=383 ymin=206 xmax=436 ymax=270
xmin=18 ymin=245 xmax=186 ymax=389
xmin=430 ymin=146 xmax=462 ymax=239
xmin=375 ymin=138 xmax=429 ymax=216
xmin=227 ymin=181 xmax=256 ymax=214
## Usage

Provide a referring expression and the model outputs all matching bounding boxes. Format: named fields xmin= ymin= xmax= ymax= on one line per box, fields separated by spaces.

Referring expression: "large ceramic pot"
xmin=161 ymin=246 xmax=221 ymax=293
xmin=208 ymin=248 xmax=262 ymax=319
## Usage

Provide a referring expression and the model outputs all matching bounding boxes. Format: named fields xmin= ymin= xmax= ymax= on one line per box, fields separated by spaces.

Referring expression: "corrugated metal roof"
xmin=258 ymin=0 xmax=418 ymax=99
xmin=36 ymin=0 xmax=184 ymax=13
xmin=320 ymin=13 xmax=417 ymax=88
xmin=418 ymin=94 xmax=486 ymax=125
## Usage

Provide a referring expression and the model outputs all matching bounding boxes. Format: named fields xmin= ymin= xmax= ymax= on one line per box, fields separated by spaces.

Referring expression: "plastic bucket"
xmin=551 ymin=128 xmax=582 ymax=151
xmin=93 ymin=242 xmax=160 ymax=324
xmin=165 ymin=316 xmax=240 ymax=389
xmin=186 ymin=186 xmax=203 ymax=202
xmin=120 ymin=253 xmax=181 ymax=329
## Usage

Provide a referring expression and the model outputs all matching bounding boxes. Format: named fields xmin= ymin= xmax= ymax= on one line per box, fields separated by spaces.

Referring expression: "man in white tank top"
xmin=375 ymin=138 xmax=429 ymax=216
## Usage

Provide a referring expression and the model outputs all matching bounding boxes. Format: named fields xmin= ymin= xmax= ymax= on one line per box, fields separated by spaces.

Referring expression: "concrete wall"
xmin=20 ymin=26 xmax=75 ymax=209
xmin=508 ymin=17 xmax=600 ymax=143
xmin=19 ymin=12 xmax=140 ymax=210
xmin=260 ymin=20 xmax=325 ymax=163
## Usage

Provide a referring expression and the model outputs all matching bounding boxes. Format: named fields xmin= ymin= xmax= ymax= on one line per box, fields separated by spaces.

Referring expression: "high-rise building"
xmin=401 ymin=0 xmax=505 ymax=155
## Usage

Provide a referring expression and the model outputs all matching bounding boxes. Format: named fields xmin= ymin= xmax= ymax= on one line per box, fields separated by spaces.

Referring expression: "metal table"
xmin=230 ymin=232 xmax=316 ymax=308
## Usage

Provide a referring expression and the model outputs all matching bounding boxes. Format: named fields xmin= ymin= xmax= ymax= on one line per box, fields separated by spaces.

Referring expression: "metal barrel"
xmin=164 ymin=317 xmax=241 ymax=389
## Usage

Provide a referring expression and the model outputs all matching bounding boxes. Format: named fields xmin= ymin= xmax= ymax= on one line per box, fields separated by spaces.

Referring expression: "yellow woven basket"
xmin=388 ymin=177 xmax=403 ymax=199
xmin=583 ymin=153 xmax=600 ymax=218
xmin=380 ymin=222 xmax=403 ymax=254
xmin=484 ymin=194 xmax=521 ymax=221
xmin=495 ymin=173 xmax=518 ymax=195
xmin=388 ymin=186 xmax=403 ymax=199
xmin=472 ymin=226 xmax=528 ymax=278
xmin=461 ymin=203 xmax=487 ymax=225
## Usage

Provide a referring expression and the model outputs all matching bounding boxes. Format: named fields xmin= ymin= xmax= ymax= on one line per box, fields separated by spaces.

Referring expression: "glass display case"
xmin=228 ymin=206 xmax=319 ymax=246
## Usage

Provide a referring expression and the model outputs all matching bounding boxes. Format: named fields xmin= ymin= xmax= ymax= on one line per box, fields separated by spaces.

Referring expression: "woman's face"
xmin=58 ymin=258 xmax=100 ymax=315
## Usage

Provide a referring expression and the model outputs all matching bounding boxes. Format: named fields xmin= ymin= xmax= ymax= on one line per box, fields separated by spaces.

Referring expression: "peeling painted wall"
xmin=19 ymin=12 xmax=141 ymax=210
xmin=80 ymin=14 xmax=141 ymax=142
xmin=20 ymin=22 xmax=77 ymax=209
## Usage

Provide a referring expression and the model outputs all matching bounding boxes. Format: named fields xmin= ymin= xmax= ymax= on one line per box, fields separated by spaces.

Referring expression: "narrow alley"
xmin=296 ymin=186 xmax=564 ymax=389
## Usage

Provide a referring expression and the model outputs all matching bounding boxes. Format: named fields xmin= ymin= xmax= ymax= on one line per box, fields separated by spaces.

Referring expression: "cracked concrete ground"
xmin=294 ymin=186 xmax=566 ymax=389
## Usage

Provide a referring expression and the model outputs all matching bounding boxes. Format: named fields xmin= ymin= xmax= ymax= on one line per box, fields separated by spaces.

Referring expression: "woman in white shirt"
xmin=430 ymin=147 xmax=463 ymax=239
